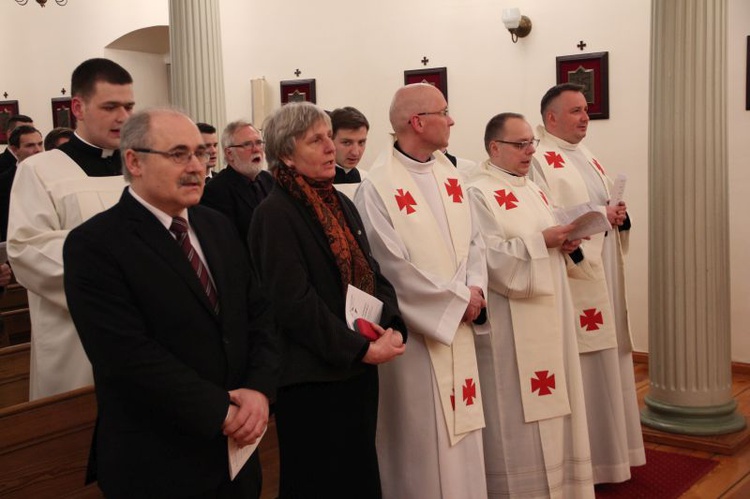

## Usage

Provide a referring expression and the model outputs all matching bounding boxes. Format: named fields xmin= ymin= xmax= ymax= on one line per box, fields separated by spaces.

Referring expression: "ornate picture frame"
xmin=279 ymin=79 xmax=316 ymax=105
xmin=0 ymin=100 xmax=20 ymax=145
xmin=52 ymin=97 xmax=77 ymax=130
xmin=404 ymin=67 xmax=448 ymax=102
xmin=556 ymin=52 xmax=609 ymax=120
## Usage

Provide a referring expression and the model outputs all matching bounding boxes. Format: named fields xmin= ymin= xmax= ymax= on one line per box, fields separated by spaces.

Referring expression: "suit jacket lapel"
xmin=121 ymin=191 xmax=219 ymax=320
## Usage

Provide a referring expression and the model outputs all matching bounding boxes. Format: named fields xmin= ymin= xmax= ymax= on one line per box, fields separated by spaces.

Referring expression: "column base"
xmin=641 ymin=395 xmax=746 ymax=436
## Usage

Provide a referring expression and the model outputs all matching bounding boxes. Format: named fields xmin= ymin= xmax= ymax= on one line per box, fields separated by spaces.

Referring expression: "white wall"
xmin=2 ymin=0 xmax=749 ymax=360
xmin=728 ymin=0 xmax=750 ymax=362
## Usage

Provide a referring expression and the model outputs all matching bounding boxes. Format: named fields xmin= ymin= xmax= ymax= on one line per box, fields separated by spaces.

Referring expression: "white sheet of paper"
xmin=228 ymin=425 xmax=267 ymax=481
xmin=345 ymin=284 xmax=383 ymax=329
xmin=554 ymin=202 xmax=612 ymax=240
xmin=610 ymin=173 xmax=627 ymax=206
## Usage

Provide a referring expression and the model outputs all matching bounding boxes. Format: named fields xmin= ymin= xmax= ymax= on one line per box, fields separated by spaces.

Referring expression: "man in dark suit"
xmin=64 ymin=108 xmax=278 ymax=499
xmin=0 ymin=125 xmax=43 ymax=241
xmin=197 ymin=122 xmax=219 ymax=182
xmin=0 ymin=115 xmax=35 ymax=204
xmin=201 ymin=120 xmax=273 ymax=244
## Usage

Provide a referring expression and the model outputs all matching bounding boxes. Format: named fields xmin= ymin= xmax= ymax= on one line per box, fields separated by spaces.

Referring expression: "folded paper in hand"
xmin=554 ymin=202 xmax=611 ymax=240
xmin=228 ymin=425 xmax=267 ymax=480
xmin=345 ymin=285 xmax=383 ymax=338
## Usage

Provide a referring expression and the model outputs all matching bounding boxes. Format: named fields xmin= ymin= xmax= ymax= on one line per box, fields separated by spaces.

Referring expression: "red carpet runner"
xmin=595 ymin=448 xmax=718 ymax=499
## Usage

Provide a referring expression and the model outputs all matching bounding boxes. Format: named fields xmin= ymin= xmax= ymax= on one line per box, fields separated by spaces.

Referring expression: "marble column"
xmin=642 ymin=0 xmax=745 ymax=435
xmin=168 ymin=0 xmax=226 ymax=134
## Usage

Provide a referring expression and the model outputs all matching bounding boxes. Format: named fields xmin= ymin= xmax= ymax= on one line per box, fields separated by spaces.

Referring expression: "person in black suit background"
xmin=250 ymin=101 xmax=406 ymax=498
xmin=64 ymin=108 xmax=278 ymax=499
xmin=201 ymin=120 xmax=273 ymax=245
xmin=196 ymin=122 xmax=219 ymax=182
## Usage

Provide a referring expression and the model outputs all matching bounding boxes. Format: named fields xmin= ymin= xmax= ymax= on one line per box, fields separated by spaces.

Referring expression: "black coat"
xmin=201 ymin=167 xmax=274 ymax=245
xmin=0 ymin=148 xmax=16 ymax=241
xmin=249 ymin=184 xmax=406 ymax=387
xmin=63 ymin=188 xmax=278 ymax=498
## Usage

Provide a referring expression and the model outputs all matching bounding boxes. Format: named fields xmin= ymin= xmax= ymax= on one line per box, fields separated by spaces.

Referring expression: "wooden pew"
xmin=1 ymin=307 xmax=31 ymax=345
xmin=0 ymin=283 xmax=29 ymax=312
xmin=0 ymin=386 xmax=102 ymax=498
xmin=0 ymin=343 xmax=30 ymax=409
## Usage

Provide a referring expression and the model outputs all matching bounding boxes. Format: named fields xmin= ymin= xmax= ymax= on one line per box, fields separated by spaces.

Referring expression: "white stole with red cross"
xmin=368 ymin=146 xmax=484 ymax=445
xmin=468 ymin=161 xmax=571 ymax=422
xmin=533 ymin=127 xmax=619 ymax=353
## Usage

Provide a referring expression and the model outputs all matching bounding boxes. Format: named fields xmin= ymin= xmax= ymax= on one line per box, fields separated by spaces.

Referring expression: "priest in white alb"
xmin=466 ymin=112 xmax=594 ymax=498
xmin=8 ymin=59 xmax=133 ymax=400
xmin=354 ymin=83 xmax=488 ymax=499
xmin=530 ymin=83 xmax=645 ymax=483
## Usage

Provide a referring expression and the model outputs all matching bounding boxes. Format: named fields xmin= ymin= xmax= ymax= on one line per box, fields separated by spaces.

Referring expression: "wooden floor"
xmin=634 ymin=361 xmax=750 ymax=498
xmin=259 ymin=359 xmax=750 ymax=499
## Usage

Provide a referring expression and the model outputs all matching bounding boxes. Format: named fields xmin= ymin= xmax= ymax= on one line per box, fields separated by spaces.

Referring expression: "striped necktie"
xmin=169 ymin=216 xmax=220 ymax=314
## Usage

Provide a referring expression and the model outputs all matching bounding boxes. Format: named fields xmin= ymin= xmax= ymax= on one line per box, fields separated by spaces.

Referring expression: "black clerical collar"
xmin=58 ymin=134 xmax=122 ymax=177
xmin=393 ymin=141 xmax=432 ymax=164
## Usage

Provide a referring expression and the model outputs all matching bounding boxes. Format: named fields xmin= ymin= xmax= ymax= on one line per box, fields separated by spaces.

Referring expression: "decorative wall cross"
xmin=577 ymin=40 xmax=587 ymax=51
xmin=421 ymin=56 xmax=429 ymax=66
xmin=294 ymin=69 xmax=301 ymax=77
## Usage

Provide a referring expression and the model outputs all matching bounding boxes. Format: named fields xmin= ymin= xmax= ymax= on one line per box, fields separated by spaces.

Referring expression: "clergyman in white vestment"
xmin=530 ymin=83 xmax=646 ymax=483
xmin=355 ymin=83 xmax=489 ymax=499
xmin=7 ymin=59 xmax=133 ymax=400
xmin=466 ymin=112 xmax=594 ymax=498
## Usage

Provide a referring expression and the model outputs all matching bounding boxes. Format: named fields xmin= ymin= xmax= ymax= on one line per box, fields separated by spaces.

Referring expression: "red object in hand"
xmin=354 ymin=318 xmax=379 ymax=341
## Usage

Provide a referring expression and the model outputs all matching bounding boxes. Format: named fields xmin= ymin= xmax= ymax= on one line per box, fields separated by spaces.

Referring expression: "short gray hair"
xmin=221 ymin=120 xmax=256 ymax=150
xmin=119 ymin=107 xmax=185 ymax=181
xmin=263 ymin=102 xmax=331 ymax=172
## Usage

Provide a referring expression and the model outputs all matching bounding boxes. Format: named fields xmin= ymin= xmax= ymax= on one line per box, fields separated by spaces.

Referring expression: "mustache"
xmin=178 ymin=174 xmax=203 ymax=185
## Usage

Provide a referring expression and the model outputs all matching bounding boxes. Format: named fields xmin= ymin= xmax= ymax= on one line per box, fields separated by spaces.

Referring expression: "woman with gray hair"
xmin=249 ymin=102 xmax=407 ymax=498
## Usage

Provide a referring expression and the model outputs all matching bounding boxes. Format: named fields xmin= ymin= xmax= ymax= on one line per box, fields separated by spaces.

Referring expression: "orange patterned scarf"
xmin=275 ymin=164 xmax=375 ymax=296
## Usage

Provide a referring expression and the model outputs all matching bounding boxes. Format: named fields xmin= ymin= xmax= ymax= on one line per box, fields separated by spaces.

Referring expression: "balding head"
xmin=389 ymin=83 xmax=453 ymax=161
xmin=390 ymin=83 xmax=441 ymax=133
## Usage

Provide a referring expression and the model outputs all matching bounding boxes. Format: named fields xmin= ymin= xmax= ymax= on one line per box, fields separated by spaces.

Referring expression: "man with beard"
xmin=8 ymin=58 xmax=133 ymax=400
xmin=201 ymin=120 xmax=273 ymax=244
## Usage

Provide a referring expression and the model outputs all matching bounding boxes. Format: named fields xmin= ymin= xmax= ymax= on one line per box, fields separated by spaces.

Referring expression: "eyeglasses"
xmin=227 ymin=140 xmax=265 ymax=150
xmin=416 ymin=108 xmax=450 ymax=118
xmin=493 ymin=138 xmax=540 ymax=150
xmin=133 ymin=148 xmax=211 ymax=164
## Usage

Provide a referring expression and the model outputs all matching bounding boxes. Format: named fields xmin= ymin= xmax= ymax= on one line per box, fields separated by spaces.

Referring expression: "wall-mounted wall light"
xmin=502 ymin=8 xmax=532 ymax=43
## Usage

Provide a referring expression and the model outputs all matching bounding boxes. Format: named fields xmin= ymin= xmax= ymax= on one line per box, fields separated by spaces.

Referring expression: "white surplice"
xmin=354 ymin=145 xmax=488 ymax=499
xmin=7 ymin=150 xmax=125 ymax=400
xmin=531 ymin=126 xmax=646 ymax=483
xmin=466 ymin=160 xmax=594 ymax=498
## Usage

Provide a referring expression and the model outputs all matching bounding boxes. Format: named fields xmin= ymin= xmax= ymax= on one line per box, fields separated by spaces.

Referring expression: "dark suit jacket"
xmin=64 ymin=188 xmax=278 ymax=498
xmin=201 ymin=167 xmax=274 ymax=244
xmin=250 ymin=185 xmax=406 ymax=388
xmin=0 ymin=148 xmax=17 ymax=241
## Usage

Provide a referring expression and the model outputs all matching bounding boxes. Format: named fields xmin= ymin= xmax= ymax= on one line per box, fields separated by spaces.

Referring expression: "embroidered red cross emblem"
xmin=462 ymin=378 xmax=477 ymax=406
xmin=531 ymin=370 xmax=556 ymax=396
xmin=592 ymin=158 xmax=606 ymax=175
xmin=539 ymin=190 xmax=548 ymax=205
xmin=580 ymin=308 xmax=604 ymax=331
xmin=444 ymin=178 xmax=463 ymax=203
xmin=545 ymin=151 xmax=565 ymax=169
xmin=395 ymin=189 xmax=417 ymax=214
xmin=494 ymin=189 xmax=519 ymax=210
